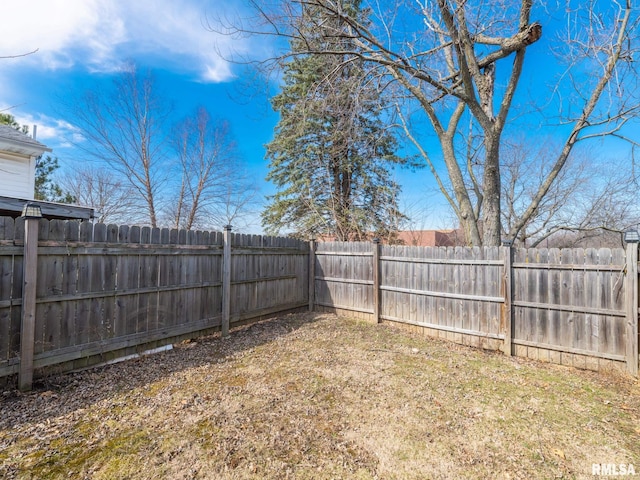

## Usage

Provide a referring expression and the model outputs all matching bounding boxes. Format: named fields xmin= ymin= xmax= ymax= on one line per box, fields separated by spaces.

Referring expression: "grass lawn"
xmin=1 ymin=312 xmax=639 ymax=479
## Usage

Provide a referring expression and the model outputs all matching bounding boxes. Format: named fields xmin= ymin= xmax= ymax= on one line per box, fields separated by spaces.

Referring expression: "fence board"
xmin=9 ymin=233 xmax=24 ymax=357
xmin=436 ymin=248 xmax=447 ymax=328
xmin=536 ymin=249 xmax=549 ymax=346
xmin=586 ymin=249 xmax=600 ymax=353
xmin=0 ymin=218 xmax=14 ymax=349
xmin=547 ymin=249 xmax=561 ymax=352
xmin=611 ymin=248 xmax=626 ymax=356
xmin=513 ymin=248 xmax=525 ymax=347
xmin=473 ymin=247 xmax=488 ymax=338
xmin=489 ymin=247 xmax=502 ymax=335
xmin=43 ymin=221 xmax=65 ymax=353
xmin=562 ymin=249 xmax=576 ymax=358
xmin=0 ymin=253 xmax=12 ymax=360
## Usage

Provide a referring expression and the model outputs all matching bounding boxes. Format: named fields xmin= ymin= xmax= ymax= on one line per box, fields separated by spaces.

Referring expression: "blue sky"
xmin=0 ymin=0 xmax=635 ymax=234
xmin=0 ymin=0 xmax=451 ymax=233
xmin=0 ymin=0 xmax=280 ymax=229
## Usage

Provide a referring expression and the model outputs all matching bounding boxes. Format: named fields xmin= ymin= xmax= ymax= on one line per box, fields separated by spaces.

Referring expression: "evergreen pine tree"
xmin=262 ymin=0 xmax=406 ymax=241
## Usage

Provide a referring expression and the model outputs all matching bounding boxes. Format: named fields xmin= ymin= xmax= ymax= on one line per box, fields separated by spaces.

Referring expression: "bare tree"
xmin=70 ymin=65 xmax=170 ymax=227
xmin=169 ymin=107 xmax=258 ymax=230
xmin=60 ymin=166 xmax=140 ymax=224
xmin=499 ymin=137 xmax=589 ymax=246
xmin=68 ymin=67 xmax=260 ymax=231
xmin=221 ymin=0 xmax=638 ymax=245
xmin=210 ymin=170 xmax=261 ymax=231
xmin=500 ymin=143 xmax=640 ymax=248
xmin=545 ymin=169 xmax=640 ymax=248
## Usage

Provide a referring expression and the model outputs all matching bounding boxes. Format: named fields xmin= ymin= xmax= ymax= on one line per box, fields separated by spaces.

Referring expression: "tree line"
xmin=222 ymin=0 xmax=640 ymax=247
xmin=3 ymin=1 xmax=639 ymax=246
xmin=2 ymin=66 xmax=257 ymax=231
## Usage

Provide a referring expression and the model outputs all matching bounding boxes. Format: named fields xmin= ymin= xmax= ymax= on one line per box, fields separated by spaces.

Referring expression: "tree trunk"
xmin=441 ymin=139 xmax=482 ymax=246
xmin=482 ymin=135 xmax=501 ymax=246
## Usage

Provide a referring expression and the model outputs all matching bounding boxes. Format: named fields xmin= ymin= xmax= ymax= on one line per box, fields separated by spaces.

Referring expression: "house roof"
xmin=0 ymin=125 xmax=52 ymax=157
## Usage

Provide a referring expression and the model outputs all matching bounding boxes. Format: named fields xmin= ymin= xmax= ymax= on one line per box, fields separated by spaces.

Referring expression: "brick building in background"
xmin=394 ymin=229 xmax=463 ymax=247
xmin=317 ymin=229 xmax=465 ymax=246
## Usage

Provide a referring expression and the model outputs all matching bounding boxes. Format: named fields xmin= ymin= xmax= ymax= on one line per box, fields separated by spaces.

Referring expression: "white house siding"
xmin=0 ymin=152 xmax=35 ymax=199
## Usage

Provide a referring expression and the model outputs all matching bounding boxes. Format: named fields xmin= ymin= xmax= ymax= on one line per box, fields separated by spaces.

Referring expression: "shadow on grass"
xmin=0 ymin=311 xmax=325 ymax=430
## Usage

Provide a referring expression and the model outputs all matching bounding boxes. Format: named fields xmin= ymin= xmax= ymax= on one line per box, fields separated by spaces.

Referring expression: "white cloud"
xmin=14 ymin=113 xmax=84 ymax=150
xmin=0 ymin=0 xmax=245 ymax=83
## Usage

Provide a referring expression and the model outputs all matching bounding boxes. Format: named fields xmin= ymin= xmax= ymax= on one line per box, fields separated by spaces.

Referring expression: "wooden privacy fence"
xmin=0 ymin=217 xmax=309 ymax=390
xmin=312 ymin=241 xmax=639 ymax=375
xmin=2 ymin=218 xmax=637 ymax=390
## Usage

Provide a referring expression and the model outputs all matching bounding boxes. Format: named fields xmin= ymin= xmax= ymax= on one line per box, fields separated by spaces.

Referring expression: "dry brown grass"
xmin=1 ymin=312 xmax=639 ymax=479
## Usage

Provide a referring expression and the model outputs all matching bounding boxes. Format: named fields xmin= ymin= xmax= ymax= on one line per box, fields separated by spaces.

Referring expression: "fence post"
xmin=625 ymin=239 xmax=638 ymax=376
xmin=222 ymin=225 xmax=232 ymax=338
xmin=308 ymin=239 xmax=315 ymax=312
xmin=19 ymin=205 xmax=42 ymax=391
xmin=373 ymin=238 xmax=381 ymax=323
xmin=501 ymin=241 xmax=514 ymax=357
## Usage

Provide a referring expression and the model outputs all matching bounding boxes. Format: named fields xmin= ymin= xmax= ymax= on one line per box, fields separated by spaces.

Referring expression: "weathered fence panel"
xmin=379 ymin=245 xmax=504 ymax=347
xmin=0 ymin=217 xmax=309 ymax=387
xmin=229 ymin=233 xmax=309 ymax=322
xmin=512 ymin=248 xmax=627 ymax=365
xmin=313 ymin=241 xmax=637 ymax=374
xmin=314 ymin=242 xmax=374 ymax=320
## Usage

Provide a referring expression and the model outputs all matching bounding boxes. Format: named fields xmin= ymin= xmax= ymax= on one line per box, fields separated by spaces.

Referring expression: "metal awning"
xmin=0 ymin=196 xmax=95 ymax=220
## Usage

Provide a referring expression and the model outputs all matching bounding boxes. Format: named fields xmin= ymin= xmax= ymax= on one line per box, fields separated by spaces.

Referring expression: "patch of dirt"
xmin=1 ymin=312 xmax=639 ymax=479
